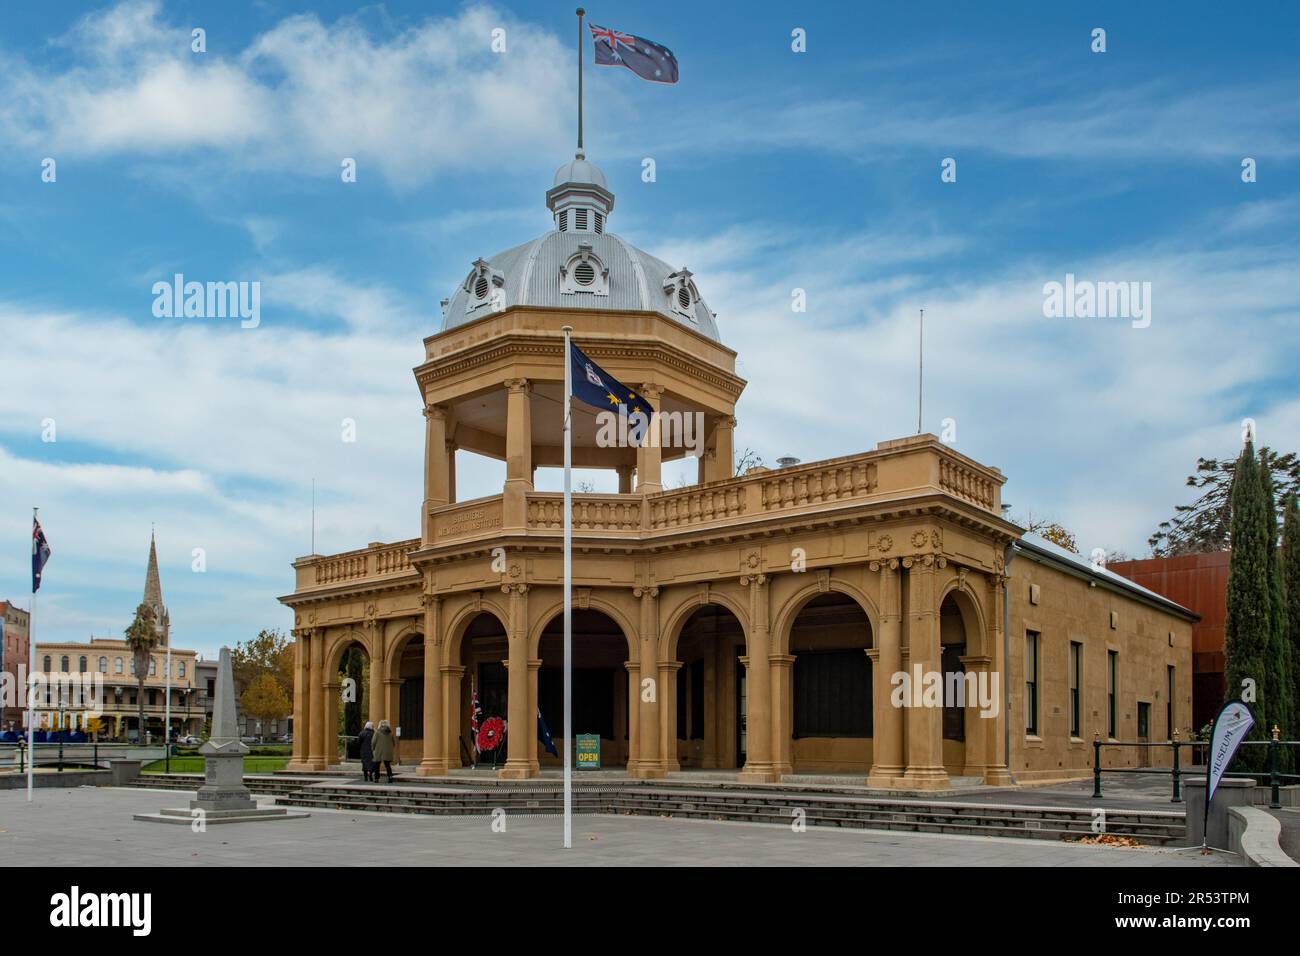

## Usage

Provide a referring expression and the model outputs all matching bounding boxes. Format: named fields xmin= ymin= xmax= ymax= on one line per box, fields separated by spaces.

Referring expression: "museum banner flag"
xmin=32 ymin=517 xmax=51 ymax=593
xmin=589 ymin=22 xmax=679 ymax=84
xmin=1202 ymin=698 xmax=1255 ymax=842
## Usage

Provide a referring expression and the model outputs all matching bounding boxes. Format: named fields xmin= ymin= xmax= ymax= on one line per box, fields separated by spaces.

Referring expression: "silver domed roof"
xmin=440 ymin=154 xmax=721 ymax=342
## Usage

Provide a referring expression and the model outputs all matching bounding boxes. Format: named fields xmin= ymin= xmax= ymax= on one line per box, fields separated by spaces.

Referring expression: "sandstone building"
xmin=281 ymin=153 xmax=1195 ymax=787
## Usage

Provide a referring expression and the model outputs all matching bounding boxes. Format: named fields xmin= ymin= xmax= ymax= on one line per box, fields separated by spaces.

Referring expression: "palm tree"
xmin=124 ymin=602 xmax=159 ymax=743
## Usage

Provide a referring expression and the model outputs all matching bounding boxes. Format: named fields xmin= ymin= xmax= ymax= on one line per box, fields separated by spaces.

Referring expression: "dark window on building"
xmin=1107 ymin=650 xmax=1118 ymax=738
xmin=399 ymin=678 xmax=423 ymax=740
xmin=206 ymin=678 xmax=215 ymax=698
xmin=793 ymin=650 xmax=871 ymax=738
xmin=1069 ymin=641 xmax=1082 ymax=738
xmin=942 ymin=642 xmax=966 ymax=741
xmin=1137 ymin=701 xmax=1150 ymax=739
xmin=1167 ymin=665 xmax=1175 ymax=740
xmin=1025 ymin=631 xmax=1039 ymax=735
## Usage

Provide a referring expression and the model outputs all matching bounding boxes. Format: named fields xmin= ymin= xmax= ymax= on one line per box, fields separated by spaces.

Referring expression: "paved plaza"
xmin=0 ymin=785 xmax=1234 ymax=867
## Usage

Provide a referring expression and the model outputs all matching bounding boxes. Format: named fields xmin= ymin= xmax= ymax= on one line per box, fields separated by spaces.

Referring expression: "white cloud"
xmin=0 ymin=0 xmax=573 ymax=186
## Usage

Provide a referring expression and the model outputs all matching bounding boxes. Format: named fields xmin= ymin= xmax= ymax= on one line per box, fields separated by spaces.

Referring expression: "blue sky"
xmin=2 ymin=0 xmax=1298 ymax=658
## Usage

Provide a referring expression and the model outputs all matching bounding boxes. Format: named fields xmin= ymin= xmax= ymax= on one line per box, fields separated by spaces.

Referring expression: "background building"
xmin=1110 ymin=552 xmax=1228 ymax=732
xmin=32 ymin=534 xmax=204 ymax=740
xmin=1 ymin=600 xmax=31 ymax=732
xmin=195 ymin=657 xmax=291 ymax=741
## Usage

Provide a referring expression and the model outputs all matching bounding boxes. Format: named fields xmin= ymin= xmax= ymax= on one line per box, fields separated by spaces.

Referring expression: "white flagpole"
xmin=27 ymin=508 xmax=37 ymax=802
xmin=562 ymin=325 xmax=574 ymax=850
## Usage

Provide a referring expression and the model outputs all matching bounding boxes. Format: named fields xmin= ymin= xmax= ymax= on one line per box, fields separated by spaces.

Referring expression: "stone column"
xmin=617 ymin=466 xmax=633 ymax=494
xmin=635 ymin=383 xmax=663 ymax=495
xmin=368 ymin=633 xmax=385 ymax=727
xmin=982 ymin=567 xmax=1014 ymax=785
xmin=308 ymin=629 xmax=327 ymax=770
xmin=869 ymin=560 xmax=905 ymax=787
xmin=422 ymin=404 xmax=450 ymax=543
xmin=624 ymin=660 xmax=640 ymax=774
xmin=770 ymin=653 xmax=795 ymax=776
xmin=634 ymin=586 xmax=664 ymax=777
xmin=702 ymin=415 xmax=735 ymax=484
xmin=288 ymin=628 xmax=309 ymax=769
xmin=419 ymin=596 xmax=446 ymax=775
xmin=739 ymin=574 xmax=777 ymax=782
xmin=500 ymin=583 xmax=534 ymax=778
xmin=902 ymin=554 xmax=948 ymax=789
xmin=527 ymin=659 xmax=541 ymax=772
xmin=324 ymin=678 xmax=341 ymax=764
xmin=503 ymin=379 xmax=533 ymax=531
xmin=658 ymin=660 xmax=682 ymax=772
xmin=443 ymin=665 xmax=465 ymax=767
xmin=447 ymin=441 xmax=457 ymax=504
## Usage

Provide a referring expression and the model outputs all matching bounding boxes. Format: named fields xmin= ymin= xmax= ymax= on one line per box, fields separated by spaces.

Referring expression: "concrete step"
xmin=126 ymin=773 xmax=323 ymax=797
xmin=271 ymin=783 xmax=1185 ymax=845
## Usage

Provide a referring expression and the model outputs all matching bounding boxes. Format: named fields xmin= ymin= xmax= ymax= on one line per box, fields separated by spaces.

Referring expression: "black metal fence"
xmin=1093 ymin=729 xmax=1300 ymax=808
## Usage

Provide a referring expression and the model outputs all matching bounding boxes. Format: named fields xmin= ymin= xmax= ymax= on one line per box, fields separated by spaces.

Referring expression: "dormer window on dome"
xmin=663 ymin=268 xmax=699 ymax=322
xmin=464 ymin=257 xmax=505 ymax=313
xmin=560 ymin=241 xmax=610 ymax=296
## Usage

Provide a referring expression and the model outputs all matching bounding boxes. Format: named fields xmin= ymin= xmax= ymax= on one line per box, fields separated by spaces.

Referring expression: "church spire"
xmin=143 ymin=530 xmax=168 ymax=643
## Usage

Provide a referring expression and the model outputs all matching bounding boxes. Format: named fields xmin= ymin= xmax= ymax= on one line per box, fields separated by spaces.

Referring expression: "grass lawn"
xmin=142 ymin=756 xmax=289 ymax=774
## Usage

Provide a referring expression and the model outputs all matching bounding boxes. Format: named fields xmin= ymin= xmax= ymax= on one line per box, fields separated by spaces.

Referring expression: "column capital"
xmin=633 ymin=585 xmax=660 ymax=599
xmin=500 ymin=582 xmax=530 ymax=595
xmin=738 ymin=573 xmax=768 ymax=588
xmin=505 ymin=377 xmax=531 ymax=393
xmin=423 ymin=403 xmax=449 ymax=421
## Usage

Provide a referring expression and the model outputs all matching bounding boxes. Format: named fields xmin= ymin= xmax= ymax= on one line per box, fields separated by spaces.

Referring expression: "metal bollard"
xmin=1270 ymin=726 xmax=1282 ymax=810
xmin=1171 ymin=731 xmax=1181 ymax=803
xmin=58 ymin=740 xmax=64 ymax=772
xmin=1092 ymin=733 xmax=1102 ymax=798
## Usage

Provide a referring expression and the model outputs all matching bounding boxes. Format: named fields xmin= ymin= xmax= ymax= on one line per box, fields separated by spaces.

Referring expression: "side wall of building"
xmin=1007 ymin=555 xmax=1193 ymax=783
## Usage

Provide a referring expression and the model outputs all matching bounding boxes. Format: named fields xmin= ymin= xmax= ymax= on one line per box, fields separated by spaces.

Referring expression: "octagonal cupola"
xmin=546 ymin=150 xmax=615 ymax=235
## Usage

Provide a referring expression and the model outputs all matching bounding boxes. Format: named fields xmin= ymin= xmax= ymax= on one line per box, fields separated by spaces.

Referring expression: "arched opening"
xmin=939 ymin=588 xmax=985 ymax=774
xmin=672 ymin=603 xmax=746 ymax=770
xmin=788 ymin=592 xmax=874 ymax=774
xmin=536 ymin=609 xmax=633 ymax=769
xmin=450 ymin=611 xmax=509 ymax=769
xmin=387 ymin=630 xmax=425 ymax=764
xmin=331 ymin=638 xmax=370 ymax=764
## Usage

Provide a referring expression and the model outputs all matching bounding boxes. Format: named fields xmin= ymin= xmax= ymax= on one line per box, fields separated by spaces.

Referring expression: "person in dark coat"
xmin=371 ymin=720 xmax=396 ymax=783
xmin=357 ymin=721 xmax=376 ymax=782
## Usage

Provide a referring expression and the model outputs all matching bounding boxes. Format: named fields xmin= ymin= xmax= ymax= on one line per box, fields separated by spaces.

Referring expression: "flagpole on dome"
xmin=576 ymin=8 xmax=585 ymax=154
xmin=562 ymin=325 xmax=574 ymax=850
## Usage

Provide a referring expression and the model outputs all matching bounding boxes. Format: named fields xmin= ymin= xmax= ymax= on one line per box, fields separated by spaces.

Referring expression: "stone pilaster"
xmin=868 ymin=559 xmax=905 ymax=786
xmin=307 ymin=628 xmax=327 ymax=770
xmin=902 ymin=554 xmax=949 ymax=789
xmin=739 ymin=573 xmax=778 ymax=782
xmin=419 ymin=595 xmax=446 ymax=775
xmin=499 ymin=583 xmax=535 ymax=778
xmin=633 ymin=586 xmax=665 ymax=778
xmin=983 ymin=566 xmax=1014 ymax=785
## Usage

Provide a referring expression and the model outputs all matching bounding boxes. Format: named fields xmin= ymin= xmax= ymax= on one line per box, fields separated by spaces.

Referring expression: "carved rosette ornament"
xmin=877 ymin=534 xmax=893 ymax=553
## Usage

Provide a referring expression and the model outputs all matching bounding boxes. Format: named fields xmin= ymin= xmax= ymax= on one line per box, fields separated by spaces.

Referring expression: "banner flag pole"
xmin=576 ymin=8 xmax=585 ymax=152
xmin=27 ymin=507 xmax=38 ymax=802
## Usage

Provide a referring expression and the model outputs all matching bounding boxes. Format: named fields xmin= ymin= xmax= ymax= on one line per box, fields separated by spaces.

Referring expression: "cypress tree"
xmin=1283 ymin=493 xmax=1300 ymax=742
xmin=1223 ymin=441 xmax=1271 ymax=771
xmin=1261 ymin=456 xmax=1294 ymax=770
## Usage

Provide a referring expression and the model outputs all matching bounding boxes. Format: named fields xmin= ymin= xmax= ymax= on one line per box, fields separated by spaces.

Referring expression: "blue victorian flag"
xmin=589 ymin=23 xmax=679 ymax=84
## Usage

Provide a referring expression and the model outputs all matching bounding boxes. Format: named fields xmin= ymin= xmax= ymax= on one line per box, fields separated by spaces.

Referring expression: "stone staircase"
xmin=129 ymin=773 xmax=322 ymax=798
xmin=269 ymin=781 xmax=1186 ymax=845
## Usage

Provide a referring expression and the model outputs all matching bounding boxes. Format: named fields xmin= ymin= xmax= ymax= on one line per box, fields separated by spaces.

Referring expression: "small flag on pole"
xmin=589 ymin=22 xmax=679 ymax=84
xmin=568 ymin=340 xmax=655 ymax=446
xmin=32 ymin=517 xmax=51 ymax=593
xmin=470 ymin=681 xmax=483 ymax=756
xmin=537 ymin=708 xmax=558 ymax=757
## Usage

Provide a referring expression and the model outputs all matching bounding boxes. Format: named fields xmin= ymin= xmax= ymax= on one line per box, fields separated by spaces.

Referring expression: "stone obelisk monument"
xmin=136 ymin=645 xmax=308 ymax=825
xmin=193 ymin=646 xmax=256 ymax=811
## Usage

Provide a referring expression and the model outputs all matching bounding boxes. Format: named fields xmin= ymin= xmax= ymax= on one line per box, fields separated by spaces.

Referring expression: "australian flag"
xmin=570 ymin=341 xmax=653 ymax=417
xmin=32 ymin=517 xmax=51 ymax=594
xmin=590 ymin=23 xmax=679 ymax=84
xmin=537 ymin=709 xmax=558 ymax=757
xmin=470 ymin=682 xmax=483 ymax=755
